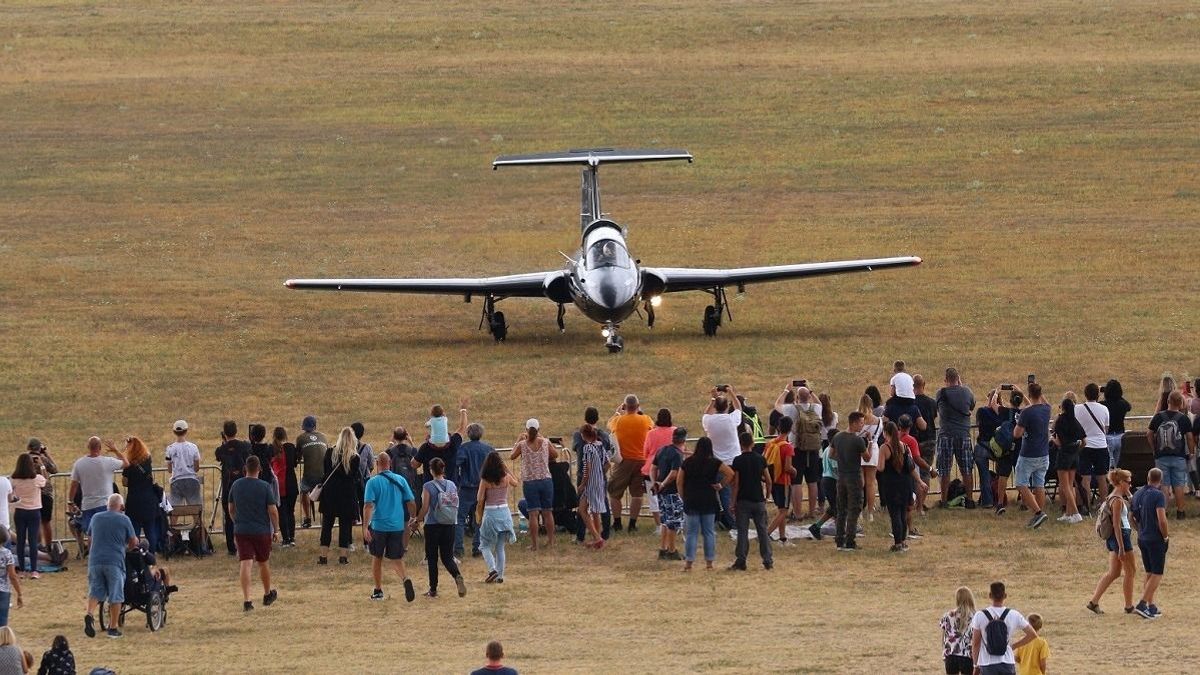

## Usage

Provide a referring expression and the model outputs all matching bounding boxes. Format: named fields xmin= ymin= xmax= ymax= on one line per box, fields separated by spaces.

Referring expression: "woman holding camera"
xmin=10 ymin=454 xmax=48 ymax=578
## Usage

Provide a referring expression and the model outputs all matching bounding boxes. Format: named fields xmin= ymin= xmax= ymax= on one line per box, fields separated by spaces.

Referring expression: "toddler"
xmin=426 ymin=405 xmax=449 ymax=444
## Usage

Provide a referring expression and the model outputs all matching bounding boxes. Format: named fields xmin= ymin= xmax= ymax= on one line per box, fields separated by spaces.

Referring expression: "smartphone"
xmin=793 ymin=379 xmax=807 ymax=388
xmin=1185 ymin=382 xmax=1193 ymax=395
xmin=1000 ymin=384 xmax=1014 ymax=391
xmin=548 ymin=436 xmax=563 ymax=445
xmin=717 ymin=384 xmax=729 ymax=392
xmin=1027 ymin=374 xmax=1036 ymax=385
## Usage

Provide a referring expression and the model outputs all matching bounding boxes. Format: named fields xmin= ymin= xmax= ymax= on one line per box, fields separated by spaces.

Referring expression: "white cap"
xmin=173 ymin=420 xmax=189 ymax=433
xmin=525 ymin=418 xmax=540 ymax=430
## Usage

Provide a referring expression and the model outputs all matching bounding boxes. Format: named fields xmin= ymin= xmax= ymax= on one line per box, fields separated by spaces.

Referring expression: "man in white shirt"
xmin=1075 ymin=383 xmax=1111 ymax=509
xmin=889 ymin=360 xmax=915 ymax=403
xmin=164 ymin=420 xmax=203 ymax=507
xmin=69 ymin=437 xmax=129 ymax=533
xmin=970 ymin=581 xmax=1038 ymax=675
xmin=702 ymin=386 xmax=743 ymax=529
xmin=0 ymin=476 xmax=12 ymax=532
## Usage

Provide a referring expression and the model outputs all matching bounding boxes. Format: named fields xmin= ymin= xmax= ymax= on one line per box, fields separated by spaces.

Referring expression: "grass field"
xmin=2 ymin=0 xmax=1199 ymax=672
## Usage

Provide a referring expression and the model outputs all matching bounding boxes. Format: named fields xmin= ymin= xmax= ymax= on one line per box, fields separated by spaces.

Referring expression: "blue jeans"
xmin=717 ymin=486 xmax=734 ymax=529
xmin=0 ymin=591 xmax=9 ymax=627
xmin=1106 ymin=433 xmax=1124 ymax=469
xmin=14 ymin=508 xmax=40 ymax=573
xmin=130 ymin=515 xmax=161 ymax=555
xmin=973 ymin=443 xmax=994 ymax=507
xmin=455 ymin=486 xmax=480 ymax=556
xmin=684 ymin=512 xmax=716 ymax=562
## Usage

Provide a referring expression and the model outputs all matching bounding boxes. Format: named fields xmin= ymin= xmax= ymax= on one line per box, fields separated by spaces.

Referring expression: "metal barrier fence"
xmin=43 ymin=414 xmax=1158 ymax=544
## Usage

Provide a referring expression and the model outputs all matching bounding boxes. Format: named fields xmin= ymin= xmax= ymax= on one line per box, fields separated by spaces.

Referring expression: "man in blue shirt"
xmin=1131 ymin=468 xmax=1170 ymax=619
xmin=456 ymin=423 xmax=494 ymax=559
xmin=1013 ymin=382 xmax=1052 ymax=529
xmin=363 ymin=453 xmax=417 ymax=602
xmin=84 ymin=493 xmax=137 ymax=639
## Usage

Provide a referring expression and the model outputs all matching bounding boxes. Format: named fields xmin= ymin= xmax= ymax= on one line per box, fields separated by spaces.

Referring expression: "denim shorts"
xmin=523 ymin=478 xmax=554 ymax=511
xmin=1155 ymin=456 xmax=1189 ymax=487
xmin=1106 ymin=528 xmax=1132 ymax=553
xmin=80 ymin=506 xmax=105 ymax=533
xmin=88 ymin=564 xmax=125 ymax=604
xmin=1014 ymin=455 xmax=1050 ymax=489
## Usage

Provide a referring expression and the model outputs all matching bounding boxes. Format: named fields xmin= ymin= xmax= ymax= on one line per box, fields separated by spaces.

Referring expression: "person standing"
xmin=974 ymin=392 xmax=1002 ymax=511
xmin=227 ymin=456 xmax=280 ymax=612
xmin=1013 ymin=614 xmax=1049 ymax=675
xmin=295 ymin=415 xmax=328 ymax=530
xmin=806 ymin=426 xmax=840 ymax=541
xmin=1146 ymin=391 xmax=1194 ymax=519
xmin=702 ymin=387 xmax=744 ymax=530
xmin=215 ymin=421 xmax=250 ymax=556
xmin=913 ymin=374 xmax=939 ymax=491
xmin=939 ymin=586 xmax=976 ymax=675
xmin=163 ymin=421 xmax=202 ymax=532
xmin=351 ymin=421 xmax=373 ymax=521
xmin=969 ymin=581 xmax=1038 ymax=675
xmin=83 ymin=494 xmax=136 ymax=639
xmin=411 ymin=458 xmax=466 ymax=598
xmin=0 ymin=531 xmax=23 ymax=627
xmin=318 ymin=427 xmax=361 ymax=566
xmin=268 ymin=426 xmax=298 ymax=547
xmin=475 ymin=452 xmax=518 ymax=583
xmin=640 ymin=408 xmax=676 ymax=533
xmin=1076 ymin=383 xmax=1111 ymax=511
xmin=651 ymin=427 xmax=686 ymax=560
xmin=1130 ymin=467 xmax=1169 ymax=619
xmin=362 ymin=453 xmax=416 ymax=602
xmin=876 ymin=421 xmax=924 ymax=552
xmin=247 ymin=424 xmax=277 ymax=492
xmin=935 ymin=368 xmax=976 ymax=508
xmin=1013 ymin=383 xmax=1052 ymax=529
xmin=729 ymin=432 xmax=773 ymax=571
xmin=573 ymin=407 xmax=614 ymax=543
xmin=774 ymin=385 xmax=822 ymax=519
xmin=763 ymin=417 xmax=796 ymax=544
xmin=676 ymin=437 xmax=732 ymax=571
xmin=455 ymin=423 xmax=493 ymax=559
xmin=10 ymin=454 xmax=47 ymax=579
xmin=898 ymin=415 xmax=929 ymax=538
xmin=510 ymin=419 xmax=558 ymax=550
xmin=1086 ymin=469 xmax=1134 ymax=615
xmin=25 ymin=439 xmax=58 ymax=550
xmin=856 ymin=396 xmax=883 ymax=519
xmin=576 ymin=425 xmax=610 ymax=550
xmin=121 ymin=437 xmax=161 ymax=553
xmin=832 ymin=412 xmax=870 ymax=551
xmin=68 ymin=437 xmax=129 ymax=536
xmin=1051 ymin=399 xmax=1085 ymax=523
xmin=385 ymin=427 xmax=422 ymax=512
xmin=607 ymin=395 xmax=653 ymax=532
xmin=1101 ymin=380 xmax=1131 ymax=468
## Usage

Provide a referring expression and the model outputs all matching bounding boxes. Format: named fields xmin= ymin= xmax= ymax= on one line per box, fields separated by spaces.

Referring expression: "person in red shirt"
xmin=764 ymin=417 xmax=797 ymax=543
xmin=898 ymin=415 xmax=930 ymax=538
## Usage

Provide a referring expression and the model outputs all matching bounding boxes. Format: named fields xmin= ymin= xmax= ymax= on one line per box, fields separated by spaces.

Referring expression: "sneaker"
xmin=727 ymin=561 xmax=747 ymax=571
xmin=627 ymin=521 xmax=638 ymax=533
xmin=995 ymin=506 xmax=1006 ymax=516
xmin=1033 ymin=512 xmax=1048 ymax=528
xmin=1124 ymin=606 xmax=1135 ymax=614
xmin=1067 ymin=513 xmax=1084 ymax=524
xmin=1176 ymin=511 xmax=1186 ymax=520
xmin=106 ymin=629 xmax=122 ymax=639
xmin=1133 ymin=601 xmax=1153 ymax=619
xmin=1056 ymin=514 xmax=1071 ymax=522
xmin=423 ymin=590 xmax=438 ymax=598
xmin=370 ymin=588 xmax=384 ymax=600
xmin=763 ymin=562 xmax=773 ymax=570
xmin=1086 ymin=601 xmax=1104 ymax=615
xmin=889 ymin=543 xmax=903 ymax=552
xmin=263 ymin=589 xmax=277 ymax=606
xmin=471 ymin=549 xmax=482 ymax=558
xmin=403 ymin=578 xmax=415 ymax=603
xmin=455 ymin=575 xmax=467 ymax=598
xmin=1149 ymin=604 xmax=1163 ymax=618
xmin=243 ymin=601 xmax=254 ymax=612
xmin=301 ymin=518 xmax=311 ymax=529
xmin=338 ymin=556 xmax=350 ymax=565
xmin=908 ymin=528 xmax=923 ymax=539
xmin=843 ymin=542 xmax=858 ymax=551
xmin=317 ymin=556 xmax=328 ymax=565
xmin=84 ymin=615 xmax=96 ymax=638
xmin=30 ymin=572 xmax=40 ymax=580
xmin=965 ymin=498 xmax=977 ymax=510
xmin=612 ymin=520 xmax=623 ymax=532
xmin=808 ymin=523 xmax=823 ymax=541
xmin=485 ymin=570 xmax=499 ymax=584
xmin=495 ymin=578 xmax=504 ymax=583
xmin=900 ymin=541 xmax=909 ymax=551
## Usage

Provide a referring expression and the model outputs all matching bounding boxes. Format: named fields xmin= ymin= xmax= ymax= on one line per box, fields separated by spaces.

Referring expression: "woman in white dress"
xmin=858 ymin=394 xmax=883 ymax=518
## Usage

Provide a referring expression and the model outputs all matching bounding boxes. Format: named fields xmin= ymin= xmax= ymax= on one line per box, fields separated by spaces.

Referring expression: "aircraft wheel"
xmin=702 ymin=305 xmax=719 ymax=337
xmin=606 ymin=336 xmax=624 ymax=353
xmin=490 ymin=311 xmax=507 ymax=342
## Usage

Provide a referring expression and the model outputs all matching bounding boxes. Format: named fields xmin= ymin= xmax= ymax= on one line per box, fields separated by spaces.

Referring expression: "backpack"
xmin=794 ymin=405 xmax=823 ymax=453
xmin=188 ymin=525 xmax=213 ymax=557
xmin=982 ymin=608 xmax=1011 ymax=657
xmin=989 ymin=421 xmax=1015 ymax=460
xmin=762 ymin=437 xmax=786 ymax=482
xmin=946 ymin=479 xmax=966 ymax=504
xmin=428 ymin=478 xmax=459 ymax=525
xmin=1095 ymin=493 xmax=1122 ymax=540
xmin=47 ymin=541 xmax=68 ymax=566
xmin=1156 ymin=417 xmax=1184 ymax=455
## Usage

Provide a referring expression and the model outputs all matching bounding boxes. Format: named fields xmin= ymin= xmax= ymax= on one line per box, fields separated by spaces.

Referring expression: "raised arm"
xmin=456 ymin=398 xmax=469 ymax=437
xmin=774 ymin=387 xmax=792 ymax=415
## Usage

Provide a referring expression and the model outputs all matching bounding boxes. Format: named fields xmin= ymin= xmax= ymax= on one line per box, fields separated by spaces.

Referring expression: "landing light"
xmin=601 ymin=328 xmax=611 ymax=338
xmin=649 ymin=295 xmax=662 ymax=308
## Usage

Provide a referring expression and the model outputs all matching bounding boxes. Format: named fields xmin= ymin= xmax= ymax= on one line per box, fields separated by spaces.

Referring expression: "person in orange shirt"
xmin=608 ymin=395 xmax=653 ymax=532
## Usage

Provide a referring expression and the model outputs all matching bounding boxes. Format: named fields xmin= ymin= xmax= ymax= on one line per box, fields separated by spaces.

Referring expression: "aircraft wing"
xmin=643 ymin=256 xmax=922 ymax=293
xmin=285 ymin=271 xmax=561 ymax=299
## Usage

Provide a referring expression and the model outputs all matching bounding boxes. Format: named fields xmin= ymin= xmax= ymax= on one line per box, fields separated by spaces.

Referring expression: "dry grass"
xmin=2 ymin=0 xmax=1199 ymax=671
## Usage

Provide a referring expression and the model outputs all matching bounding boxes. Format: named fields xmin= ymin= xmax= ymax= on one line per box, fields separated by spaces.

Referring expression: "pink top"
xmin=642 ymin=426 xmax=676 ymax=476
xmin=11 ymin=476 xmax=45 ymax=510
xmin=515 ymin=437 xmax=552 ymax=481
xmin=484 ymin=483 xmax=509 ymax=507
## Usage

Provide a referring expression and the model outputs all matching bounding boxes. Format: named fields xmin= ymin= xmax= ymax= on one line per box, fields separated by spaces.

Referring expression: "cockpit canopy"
xmin=586 ymin=239 xmax=632 ymax=269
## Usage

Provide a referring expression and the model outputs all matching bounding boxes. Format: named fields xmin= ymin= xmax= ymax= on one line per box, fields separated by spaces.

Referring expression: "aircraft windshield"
xmin=587 ymin=240 xmax=631 ymax=269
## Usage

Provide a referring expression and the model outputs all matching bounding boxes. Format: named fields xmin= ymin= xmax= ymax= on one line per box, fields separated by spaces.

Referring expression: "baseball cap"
xmin=525 ymin=418 xmax=540 ymax=430
xmin=302 ymin=415 xmax=317 ymax=431
xmin=172 ymin=420 xmax=188 ymax=433
xmin=672 ymin=427 xmax=688 ymax=442
xmin=26 ymin=437 xmax=44 ymax=451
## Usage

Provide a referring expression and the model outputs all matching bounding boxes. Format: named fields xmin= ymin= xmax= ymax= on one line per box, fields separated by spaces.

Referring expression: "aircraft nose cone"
xmin=588 ymin=271 xmax=636 ymax=310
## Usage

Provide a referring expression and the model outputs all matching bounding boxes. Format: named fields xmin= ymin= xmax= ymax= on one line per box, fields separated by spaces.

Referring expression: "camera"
xmin=716 ymin=384 xmax=729 ymax=392
xmin=1027 ymin=374 xmax=1036 ymax=385
xmin=548 ymin=436 xmax=563 ymax=446
xmin=792 ymin=379 xmax=807 ymax=388
xmin=1000 ymin=384 xmax=1014 ymax=391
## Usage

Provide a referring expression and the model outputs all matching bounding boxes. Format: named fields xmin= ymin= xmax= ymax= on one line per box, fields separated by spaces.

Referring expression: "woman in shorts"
xmin=857 ymin=395 xmax=882 ymax=518
xmin=1052 ymin=398 xmax=1085 ymax=523
xmin=509 ymin=419 xmax=557 ymax=551
xmin=939 ymin=586 xmax=976 ymax=675
xmin=1087 ymin=469 xmax=1134 ymax=614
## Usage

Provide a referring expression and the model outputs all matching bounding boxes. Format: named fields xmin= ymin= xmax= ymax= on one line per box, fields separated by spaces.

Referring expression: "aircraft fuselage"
xmin=568 ymin=219 xmax=642 ymax=325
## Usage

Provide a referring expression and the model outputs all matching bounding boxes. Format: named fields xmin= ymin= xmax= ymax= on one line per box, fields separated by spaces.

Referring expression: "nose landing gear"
xmin=602 ymin=322 xmax=624 ymax=353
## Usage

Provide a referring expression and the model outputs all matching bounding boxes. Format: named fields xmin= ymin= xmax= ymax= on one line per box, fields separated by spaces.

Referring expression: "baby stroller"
xmin=98 ymin=544 xmax=175 ymax=632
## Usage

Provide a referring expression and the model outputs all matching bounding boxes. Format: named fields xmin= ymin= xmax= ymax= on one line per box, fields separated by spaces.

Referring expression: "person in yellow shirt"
xmin=607 ymin=395 xmax=653 ymax=532
xmin=1014 ymin=613 xmax=1049 ymax=675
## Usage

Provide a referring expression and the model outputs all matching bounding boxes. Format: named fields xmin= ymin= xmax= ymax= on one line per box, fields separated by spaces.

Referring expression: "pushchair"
xmin=98 ymin=545 xmax=175 ymax=632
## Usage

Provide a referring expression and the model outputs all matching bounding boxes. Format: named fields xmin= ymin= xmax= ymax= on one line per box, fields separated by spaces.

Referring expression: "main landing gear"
xmin=479 ymin=296 xmax=508 ymax=342
xmin=702 ymin=286 xmax=732 ymax=338
xmin=602 ymin=322 xmax=624 ymax=353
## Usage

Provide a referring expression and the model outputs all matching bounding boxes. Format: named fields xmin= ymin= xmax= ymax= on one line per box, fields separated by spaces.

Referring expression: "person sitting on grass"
xmin=651 ymin=427 xmax=687 ymax=561
xmin=36 ymin=635 xmax=74 ymax=675
xmin=939 ymin=586 xmax=976 ymax=675
xmin=1013 ymin=613 xmax=1049 ymax=675
xmin=470 ymin=640 xmax=517 ymax=675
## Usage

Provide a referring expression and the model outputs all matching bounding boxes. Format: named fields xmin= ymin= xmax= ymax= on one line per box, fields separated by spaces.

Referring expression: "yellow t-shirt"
xmin=1014 ymin=636 xmax=1049 ymax=675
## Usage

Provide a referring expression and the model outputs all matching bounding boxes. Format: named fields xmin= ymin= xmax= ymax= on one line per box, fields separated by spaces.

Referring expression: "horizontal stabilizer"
xmin=493 ymin=148 xmax=693 ymax=170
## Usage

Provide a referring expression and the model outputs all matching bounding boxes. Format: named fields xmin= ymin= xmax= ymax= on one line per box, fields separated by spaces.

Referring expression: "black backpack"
xmin=982 ymin=608 xmax=1011 ymax=657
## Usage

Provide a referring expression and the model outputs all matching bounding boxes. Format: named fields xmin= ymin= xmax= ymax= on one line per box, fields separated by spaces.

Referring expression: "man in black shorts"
xmin=362 ymin=453 xmax=417 ymax=602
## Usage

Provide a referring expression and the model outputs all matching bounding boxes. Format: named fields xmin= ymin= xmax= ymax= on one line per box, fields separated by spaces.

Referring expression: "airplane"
xmin=285 ymin=148 xmax=922 ymax=352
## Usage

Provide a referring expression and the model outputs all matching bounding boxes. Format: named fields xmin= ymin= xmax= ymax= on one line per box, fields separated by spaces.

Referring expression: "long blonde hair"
xmin=333 ymin=427 xmax=357 ymax=474
xmin=0 ymin=626 xmax=17 ymax=647
xmin=857 ymin=394 xmax=877 ymax=423
xmin=954 ymin=586 xmax=976 ymax=634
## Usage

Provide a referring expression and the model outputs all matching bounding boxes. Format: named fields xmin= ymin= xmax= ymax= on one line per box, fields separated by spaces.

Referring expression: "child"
xmin=1014 ymin=613 xmax=1049 ymax=675
xmin=38 ymin=635 xmax=75 ymax=675
xmin=806 ymin=436 xmax=838 ymax=540
xmin=426 ymin=405 xmax=450 ymax=445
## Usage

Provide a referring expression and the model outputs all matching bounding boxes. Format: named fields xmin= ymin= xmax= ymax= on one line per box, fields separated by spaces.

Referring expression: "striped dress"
xmin=581 ymin=441 xmax=609 ymax=513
